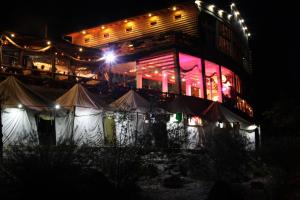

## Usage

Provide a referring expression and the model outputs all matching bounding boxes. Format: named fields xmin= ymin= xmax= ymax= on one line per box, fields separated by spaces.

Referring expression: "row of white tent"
xmin=0 ymin=76 xmax=259 ymax=147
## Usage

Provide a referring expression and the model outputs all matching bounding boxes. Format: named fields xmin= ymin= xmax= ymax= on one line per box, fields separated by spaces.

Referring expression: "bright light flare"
xmin=55 ymin=104 xmax=60 ymax=109
xmin=104 ymin=51 xmax=116 ymax=64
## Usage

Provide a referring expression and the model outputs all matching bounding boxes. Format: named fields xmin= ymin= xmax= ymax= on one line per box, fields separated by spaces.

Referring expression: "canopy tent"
xmin=110 ymin=90 xmax=150 ymax=113
xmin=55 ymin=84 xmax=107 ymax=145
xmin=201 ymin=102 xmax=254 ymax=130
xmin=109 ymin=90 xmax=150 ymax=145
xmin=201 ymin=102 xmax=257 ymax=146
xmin=166 ymin=95 xmax=210 ymax=149
xmin=0 ymin=76 xmax=49 ymax=110
xmin=0 ymin=76 xmax=49 ymax=144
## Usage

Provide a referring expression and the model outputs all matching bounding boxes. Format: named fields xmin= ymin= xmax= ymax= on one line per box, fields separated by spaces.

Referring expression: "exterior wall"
xmin=68 ymin=3 xmax=199 ymax=48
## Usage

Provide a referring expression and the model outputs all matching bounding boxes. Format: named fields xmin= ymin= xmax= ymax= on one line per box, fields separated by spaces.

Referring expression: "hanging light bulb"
xmin=208 ymin=4 xmax=215 ymax=12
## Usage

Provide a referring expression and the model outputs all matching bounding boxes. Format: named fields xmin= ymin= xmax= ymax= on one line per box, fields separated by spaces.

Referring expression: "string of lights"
xmin=194 ymin=1 xmax=251 ymax=38
xmin=1 ymin=33 xmax=111 ymax=63
xmin=3 ymin=35 xmax=52 ymax=52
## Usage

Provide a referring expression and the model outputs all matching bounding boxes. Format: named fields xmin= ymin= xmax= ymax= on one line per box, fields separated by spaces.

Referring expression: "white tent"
xmin=55 ymin=84 xmax=107 ymax=145
xmin=109 ymin=90 xmax=150 ymax=145
xmin=0 ymin=76 xmax=49 ymax=144
xmin=201 ymin=102 xmax=258 ymax=146
xmin=166 ymin=96 xmax=210 ymax=149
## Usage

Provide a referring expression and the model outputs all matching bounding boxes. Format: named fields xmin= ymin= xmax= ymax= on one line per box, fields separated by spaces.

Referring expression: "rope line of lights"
xmin=1 ymin=33 xmax=115 ymax=63
xmin=54 ymin=47 xmax=105 ymax=63
xmin=3 ymin=35 xmax=52 ymax=52
xmin=194 ymin=1 xmax=251 ymax=39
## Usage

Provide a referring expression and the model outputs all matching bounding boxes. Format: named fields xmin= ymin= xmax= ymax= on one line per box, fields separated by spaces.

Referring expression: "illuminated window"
xmin=221 ymin=67 xmax=235 ymax=98
xmin=235 ymin=74 xmax=241 ymax=94
xmin=126 ymin=26 xmax=133 ymax=32
xmin=174 ymin=14 xmax=182 ymax=20
xmin=137 ymin=53 xmax=177 ymax=93
xmin=84 ymin=37 xmax=90 ymax=43
xmin=205 ymin=61 xmax=222 ymax=102
xmin=150 ymin=21 xmax=157 ymax=26
xmin=84 ymin=35 xmax=92 ymax=43
xmin=179 ymin=53 xmax=204 ymax=98
xmin=104 ymin=33 xmax=110 ymax=38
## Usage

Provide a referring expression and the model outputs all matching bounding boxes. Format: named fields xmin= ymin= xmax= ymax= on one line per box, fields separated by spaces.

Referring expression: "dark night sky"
xmin=0 ymin=0 xmax=295 ymax=115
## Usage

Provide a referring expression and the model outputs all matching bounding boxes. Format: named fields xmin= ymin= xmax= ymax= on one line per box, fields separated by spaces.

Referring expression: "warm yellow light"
xmin=10 ymin=33 xmax=15 ymax=38
xmin=234 ymin=11 xmax=240 ymax=16
xmin=124 ymin=19 xmax=128 ymax=23
xmin=79 ymin=47 xmax=83 ymax=52
xmin=172 ymin=6 xmax=177 ymax=11
xmin=128 ymin=44 xmax=133 ymax=47
xmin=228 ymin=14 xmax=232 ymax=20
xmin=81 ymin=30 xmax=86 ymax=34
xmin=46 ymin=41 xmax=51 ymax=45
xmin=148 ymin=13 xmax=152 ymax=17
xmin=154 ymin=70 xmax=158 ymax=74
xmin=231 ymin=3 xmax=235 ymax=7
xmin=101 ymin=26 xmax=105 ymax=29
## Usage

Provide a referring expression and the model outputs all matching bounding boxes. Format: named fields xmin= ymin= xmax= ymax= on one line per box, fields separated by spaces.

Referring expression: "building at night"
xmin=0 ymin=1 xmax=259 ymax=147
xmin=66 ymin=0 xmax=253 ymax=117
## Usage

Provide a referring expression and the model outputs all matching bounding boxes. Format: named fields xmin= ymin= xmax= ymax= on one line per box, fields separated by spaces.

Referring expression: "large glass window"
xmin=110 ymin=61 xmax=137 ymax=87
xmin=205 ymin=61 xmax=222 ymax=102
xmin=221 ymin=67 xmax=235 ymax=98
xmin=137 ymin=53 xmax=177 ymax=93
xmin=179 ymin=53 xmax=204 ymax=98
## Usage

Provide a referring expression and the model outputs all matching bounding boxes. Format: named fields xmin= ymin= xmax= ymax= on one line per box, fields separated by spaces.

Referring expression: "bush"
xmin=203 ymin=128 xmax=252 ymax=182
xmin=1 ymin=144 xmax=143 ymax=200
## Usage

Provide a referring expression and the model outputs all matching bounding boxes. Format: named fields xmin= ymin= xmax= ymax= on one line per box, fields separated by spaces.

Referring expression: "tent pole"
xmin=72 ymin=106 xmax=76 ymax=145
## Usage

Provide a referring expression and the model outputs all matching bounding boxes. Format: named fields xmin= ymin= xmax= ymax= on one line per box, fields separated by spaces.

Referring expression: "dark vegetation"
xmin=0 ymin=98 xmax=299 ymax=200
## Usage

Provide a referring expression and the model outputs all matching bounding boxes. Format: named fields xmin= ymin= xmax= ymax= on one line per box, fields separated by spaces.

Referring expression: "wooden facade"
xmin=67 ymin=3 xmax=199 ymax=48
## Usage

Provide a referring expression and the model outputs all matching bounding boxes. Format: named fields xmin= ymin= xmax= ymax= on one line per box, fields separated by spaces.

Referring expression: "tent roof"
xmin=0 ymin=76 xmax=49 ymax=111
xmin=55 ymin=83 xmax=107 ymax=109
xmin=167 ymin=95 xmax=210 ymax=116
xmin=201 ymin=102 xmax=252 ymax=129
xmin=110 ymin=90 xmax=150 ymax=112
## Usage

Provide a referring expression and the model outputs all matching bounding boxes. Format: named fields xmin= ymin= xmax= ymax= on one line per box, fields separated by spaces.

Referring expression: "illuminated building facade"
xmin=66 ymin=1 xmax=254 ymax=117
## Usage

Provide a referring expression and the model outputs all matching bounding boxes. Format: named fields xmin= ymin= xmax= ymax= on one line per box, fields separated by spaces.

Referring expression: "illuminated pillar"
xmin=198 ymin=58 xmax=204 ymax=98
xmin=136 ymin=61 xmax=142 ymax=89
xmin=217 ymin=65 xmax=223 ymax=102
xmin=201 ymin=59 xmax=207 ymax=99
xmin=162 ymin=70 xmax=168 ymax=93
xmin=136 ymin=72 xmax=142 ymax=89
xmin=185 ymin=77 xmax=191 ymax=96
